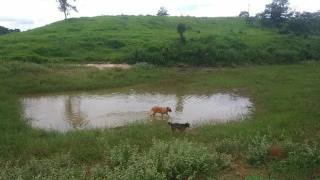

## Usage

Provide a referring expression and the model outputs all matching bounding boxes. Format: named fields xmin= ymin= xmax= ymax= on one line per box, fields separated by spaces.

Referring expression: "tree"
xmin=0 ymin=26 xmax=20 ymax=35
xmin=239 ymin=11 xmax=254 ymax=24
xmin=239 ymin=11 xmax=250 ymax=18
xmin=261 ymin=0 xmax=291 ymax=27
xmin=177 ymin=23 xmax=187 ymax=44
xmin=56 ymin=0 xmax=78 ymax=20
xmin=157 ymin=7 xmax=169 ymax=16
xmin=284 ymin=11 xmax=320 ymax=34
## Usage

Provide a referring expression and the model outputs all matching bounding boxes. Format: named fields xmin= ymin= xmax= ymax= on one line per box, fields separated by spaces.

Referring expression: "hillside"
xmin=0 ymin=16 xmax=319 ymax=65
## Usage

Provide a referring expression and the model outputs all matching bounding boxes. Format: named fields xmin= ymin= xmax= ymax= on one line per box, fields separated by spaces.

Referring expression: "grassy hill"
xmin=0 ymin=16 xmax=320 ymax=65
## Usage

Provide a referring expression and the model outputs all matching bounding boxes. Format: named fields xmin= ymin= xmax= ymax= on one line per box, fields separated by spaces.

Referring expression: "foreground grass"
xmin=0 ymin=62 xmax=320 ymax=179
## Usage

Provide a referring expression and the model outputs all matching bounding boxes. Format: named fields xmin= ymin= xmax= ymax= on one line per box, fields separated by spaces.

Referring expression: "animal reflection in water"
xmin=64 ymin=96 xmax=89 ymax=129
xmin=22 ymin=91 xmax=253 ymax=132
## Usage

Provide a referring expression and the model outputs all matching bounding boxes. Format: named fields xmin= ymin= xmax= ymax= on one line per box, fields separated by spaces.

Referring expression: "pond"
xmin=21 ymin=89 xmax=253 ymax=132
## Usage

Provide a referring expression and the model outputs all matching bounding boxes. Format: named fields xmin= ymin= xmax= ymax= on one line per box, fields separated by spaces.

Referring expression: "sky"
xmin=0 ymin=0 xmax=319 ymax=31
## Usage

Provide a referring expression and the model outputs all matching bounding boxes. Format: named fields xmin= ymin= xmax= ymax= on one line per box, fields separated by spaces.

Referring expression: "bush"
xmin=282 ymin=11 xmax=320 ymax=35
xmin=243 ymin=49 xmax=271 ymax=65
xmin=0 ymin=26 xmax=20 ymax=35
xmin=108 ymin=144 xmax=140 ymax=167
xmin=127 ymin=35 xmax=315 ymax=67
xmin=0 ymin=139 xmax=231 ymax=179
xmin=0 ymin=61 xmax=49 ymax=75
xmin=215 ymin=137 xmax=244 ymax=154
xmin=0 ymin=155 xmax=85 ymax=179
xmin=105 ymin=139 xmax=231 ymax=179
xmin=106 ymin=152 xmax=166 ymax=180
xmin=9 ymin=55 xmax=48 ymax=64
xmin=34 ymin=47 xmax=70 ymax=57
xmin=272 ymin=142 xmax=320 ymax=174
xmin=272 ymin=49 xmax=300 ymax=64
xmin=246 ymin=135 xmax=271 ymax=165
xmin=105 ymin=39 xmax=126 ymax=49
xmin=127 ymin=49 xmax=166 ymax=65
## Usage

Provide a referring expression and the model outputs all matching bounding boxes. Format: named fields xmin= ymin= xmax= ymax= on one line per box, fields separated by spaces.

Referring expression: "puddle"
xmin=21 ymin=90 xmax=253 ymax=132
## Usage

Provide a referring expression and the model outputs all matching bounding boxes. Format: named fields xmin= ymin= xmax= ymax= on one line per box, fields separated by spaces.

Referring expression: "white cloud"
xmin=0 ymin=0 xmax=319 ymax=30
xmin=0 ymin=17 xmax=34 ymax=30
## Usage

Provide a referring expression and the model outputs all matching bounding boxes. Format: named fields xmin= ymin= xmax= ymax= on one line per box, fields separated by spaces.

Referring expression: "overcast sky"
xmin=0 ymin=0 xmax=319 ymax=30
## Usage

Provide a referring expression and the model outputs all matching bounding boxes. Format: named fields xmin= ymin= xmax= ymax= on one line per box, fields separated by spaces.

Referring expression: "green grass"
xmin=0 ymin=62 xmax=319 ymax=179
xmin=1 ymin=15 xmax=319 ymax=179
xmin=0 ymin=16 xmax=319 ymax=65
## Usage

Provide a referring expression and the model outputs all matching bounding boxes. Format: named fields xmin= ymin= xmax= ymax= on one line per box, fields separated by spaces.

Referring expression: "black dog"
xmin=168 ymin=122 xmax=190 ymax=132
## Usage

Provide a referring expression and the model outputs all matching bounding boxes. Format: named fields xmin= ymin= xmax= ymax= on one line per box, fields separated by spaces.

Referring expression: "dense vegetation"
xmin=0 ymin=62 xmax=319 ymax=179
xmin=284 ymin=11 xmax=320 ymax=35
xmin=256 ymin=0 xmax=320 ymax=35
xmin=0 ymin=26 xmax=20 ymax=35
xmin=0 ymin=16 xmax=319 ymax=65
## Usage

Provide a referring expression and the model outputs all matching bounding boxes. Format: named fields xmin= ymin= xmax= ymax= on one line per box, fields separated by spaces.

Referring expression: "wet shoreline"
xmin=22 ymin=89 xmax=253 ymax=132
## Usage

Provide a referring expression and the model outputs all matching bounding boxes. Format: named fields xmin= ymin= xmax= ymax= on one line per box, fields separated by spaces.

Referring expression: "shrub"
xmin=34 ymin=47 xmax=70 ymax=57
xmin=215 ymin=137 xmax=243 ymax=154
xmin=127 ymin=35 xmax=314 ymax=67
xmin=0 ymin=155 xmax=85 ymax=179
xmin=272 ymin=142 xmax=320 ymax=174
xmin=108 ymin=144 xmax=139 ymax=167
xmin=246 ymin=135 xmax=271 ymax=165
xmin=272 ymin=49 xmax=300 ymax=64
xmin=0 ymin=61 xmax=49 ymax=75
xmin=177 ymin=23 xmax=187 ymax=44
xmin=9 ymin=55 xmax=48 ymax=64
xmin=105 ymin=39 xmax=126 ymax=49
xmin=282 ymin=11 xmax=320 ymax=35
xmin=0 ymin=26 xmax=20 ymax=35
xmin=105 ymin=154 xmax=166 ymax=180
xmin=105 ymin=139 xmax=231 ymax=179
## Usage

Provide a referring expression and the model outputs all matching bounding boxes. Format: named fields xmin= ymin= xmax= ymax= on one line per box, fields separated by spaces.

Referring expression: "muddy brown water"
xmin=21 ymin=89 xmax=253 ymax=132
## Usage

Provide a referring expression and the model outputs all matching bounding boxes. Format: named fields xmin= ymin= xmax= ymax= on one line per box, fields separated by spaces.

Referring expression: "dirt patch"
xmin=221 ymin=159 xmax=268 ymax=179
xmin=85 ymin=64 xmax=131 ymax=70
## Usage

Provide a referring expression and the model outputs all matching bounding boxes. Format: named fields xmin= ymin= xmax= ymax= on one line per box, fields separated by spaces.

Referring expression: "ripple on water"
xmin=21 ymin=91 xmax=253 ymax=132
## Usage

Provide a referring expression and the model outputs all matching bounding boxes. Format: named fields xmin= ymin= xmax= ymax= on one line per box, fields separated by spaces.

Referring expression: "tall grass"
xmin=0 ymin=62 xmax=320 ymax=178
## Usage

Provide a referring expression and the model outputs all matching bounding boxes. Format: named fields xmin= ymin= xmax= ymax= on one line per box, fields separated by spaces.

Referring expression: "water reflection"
xmin=175 ymin=94 xmax=184 ymax=113
xmin=22 ymin=90 xmax=253 ymax=132
xmin=65 ymin=96 xmax=89 ymax=129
